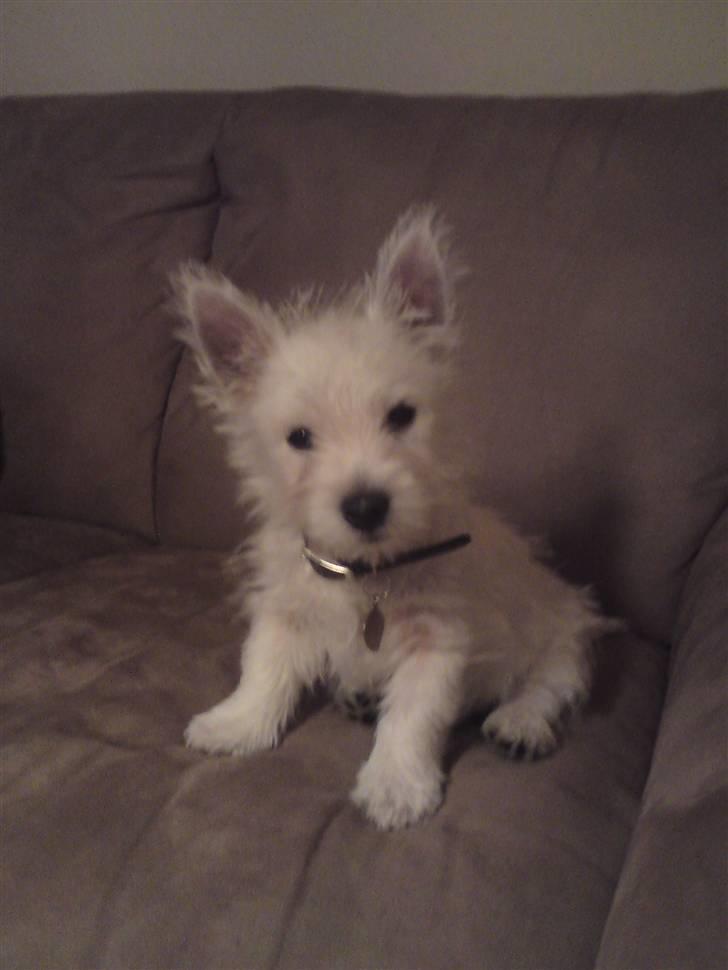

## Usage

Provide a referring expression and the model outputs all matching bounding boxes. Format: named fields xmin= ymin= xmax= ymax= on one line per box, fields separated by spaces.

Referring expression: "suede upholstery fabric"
xmin=0 ymin=90 xmax=726 ymax=970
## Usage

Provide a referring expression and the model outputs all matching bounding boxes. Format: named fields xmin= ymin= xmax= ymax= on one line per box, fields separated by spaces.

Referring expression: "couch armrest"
xmin=596 ymin=506 xmax=728 ymax=970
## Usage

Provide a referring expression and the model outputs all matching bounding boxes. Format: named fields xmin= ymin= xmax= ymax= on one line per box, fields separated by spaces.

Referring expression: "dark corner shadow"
xmin=549 ymin=492 xmax=627 ymax=624
xmin=587 ymin=629 xmax=633 ymax=718
xmin=443 ymin=712 xmax=494 ymax=773
xmin=296 ymin=683 xmax=334 ymax=727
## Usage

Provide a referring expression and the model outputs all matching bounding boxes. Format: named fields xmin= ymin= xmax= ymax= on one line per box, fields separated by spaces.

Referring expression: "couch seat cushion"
xmin=1 ymin=516 xmax=667 ymax=970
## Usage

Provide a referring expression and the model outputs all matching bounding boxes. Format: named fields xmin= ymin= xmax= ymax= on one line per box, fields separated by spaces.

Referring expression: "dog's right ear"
xmin=171 ymin=263 xmax=276 ymax=385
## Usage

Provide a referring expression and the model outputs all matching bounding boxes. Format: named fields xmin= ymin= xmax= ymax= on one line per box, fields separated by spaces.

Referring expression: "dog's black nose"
xmin=341 ymin=488 xmax=390 ymax=533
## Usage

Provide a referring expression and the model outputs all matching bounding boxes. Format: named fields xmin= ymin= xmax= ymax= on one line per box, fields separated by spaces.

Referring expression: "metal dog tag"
xmin=363 ymin=601 xmax=385 ymax=652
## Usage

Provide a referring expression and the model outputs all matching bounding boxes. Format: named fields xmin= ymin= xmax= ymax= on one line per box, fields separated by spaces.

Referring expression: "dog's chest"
xmin=309 ymin=579 xmax=399 ymax=682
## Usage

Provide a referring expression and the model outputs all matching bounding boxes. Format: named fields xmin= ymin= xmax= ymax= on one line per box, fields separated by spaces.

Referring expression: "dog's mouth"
xmin=359 ymin=529 xmax=387 ymax=546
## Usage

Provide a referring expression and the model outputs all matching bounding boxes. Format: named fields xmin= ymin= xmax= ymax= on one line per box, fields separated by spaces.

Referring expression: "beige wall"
xmin=1 ymin=0 xmax=725 ymax=98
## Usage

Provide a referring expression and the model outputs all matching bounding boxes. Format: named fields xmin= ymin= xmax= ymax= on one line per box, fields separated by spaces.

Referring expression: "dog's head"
xmin=172 ymin=207 xmax=461 ymax=564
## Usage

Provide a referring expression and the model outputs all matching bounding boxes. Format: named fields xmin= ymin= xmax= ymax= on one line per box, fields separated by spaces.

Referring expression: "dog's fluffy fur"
xmin=173 ymin=208 xmax=612 ymax=830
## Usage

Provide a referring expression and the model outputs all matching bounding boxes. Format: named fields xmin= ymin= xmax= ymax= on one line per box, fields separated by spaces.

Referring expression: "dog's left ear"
xmin=371 ymin=207 xmax=458 ymax=352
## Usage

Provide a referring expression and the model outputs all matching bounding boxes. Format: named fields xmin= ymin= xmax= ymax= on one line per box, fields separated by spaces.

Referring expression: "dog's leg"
xmin=352 ymin=634 xmax=465 ymax=830
xmin=481 ymin=636 xmax=591 ymax=760
xmin=185 ymin=613 xmax=323 ymax=756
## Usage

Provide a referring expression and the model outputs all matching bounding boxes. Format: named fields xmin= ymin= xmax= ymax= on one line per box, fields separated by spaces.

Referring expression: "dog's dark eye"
xmin=385 ymin=402 xmax=417 ymax=433
xmin=287 ymin=427 xmax=314 ymax=450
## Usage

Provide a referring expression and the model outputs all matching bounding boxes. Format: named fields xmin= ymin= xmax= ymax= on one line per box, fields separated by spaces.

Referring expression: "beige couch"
xmin=1 ymin=89 xmax=725 ymax=970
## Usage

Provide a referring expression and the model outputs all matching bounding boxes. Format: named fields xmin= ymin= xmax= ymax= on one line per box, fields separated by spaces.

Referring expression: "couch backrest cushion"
xmin=0 ymin=95 xmax=225 ymax=537
xmin=159 ymin=90 xmax=726 ymax=641
xmin=2 ymin=90 xmax=725 ymax=642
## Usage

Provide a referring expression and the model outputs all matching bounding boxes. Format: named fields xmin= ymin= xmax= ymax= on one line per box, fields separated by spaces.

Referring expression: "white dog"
xmin=173 ymin=208 xmax=612 ymax=830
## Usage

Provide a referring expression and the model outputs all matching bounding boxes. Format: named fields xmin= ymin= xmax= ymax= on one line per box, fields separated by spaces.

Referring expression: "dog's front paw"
xmin=482 ymin=702 xmax=561 ymax=760
xmin=185 ymin=704 xmax=277 ymax=757
xmin=351 ymin=757 xmax=443 ymax=830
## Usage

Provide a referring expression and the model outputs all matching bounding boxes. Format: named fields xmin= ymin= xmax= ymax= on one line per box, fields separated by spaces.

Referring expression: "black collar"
xmin=302 ymin=533 xmax=471 ymax=581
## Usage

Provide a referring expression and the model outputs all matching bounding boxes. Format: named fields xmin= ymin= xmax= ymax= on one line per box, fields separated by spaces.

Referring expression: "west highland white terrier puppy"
xmin=173 ymin=208 xmax=613 ymax=830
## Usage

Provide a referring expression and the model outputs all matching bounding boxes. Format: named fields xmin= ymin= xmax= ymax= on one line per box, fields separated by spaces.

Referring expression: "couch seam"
xmin=151 ymin=103 xmax=229 ymax=545
xmin=151 ymin=345 xmax=185 ymax=545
